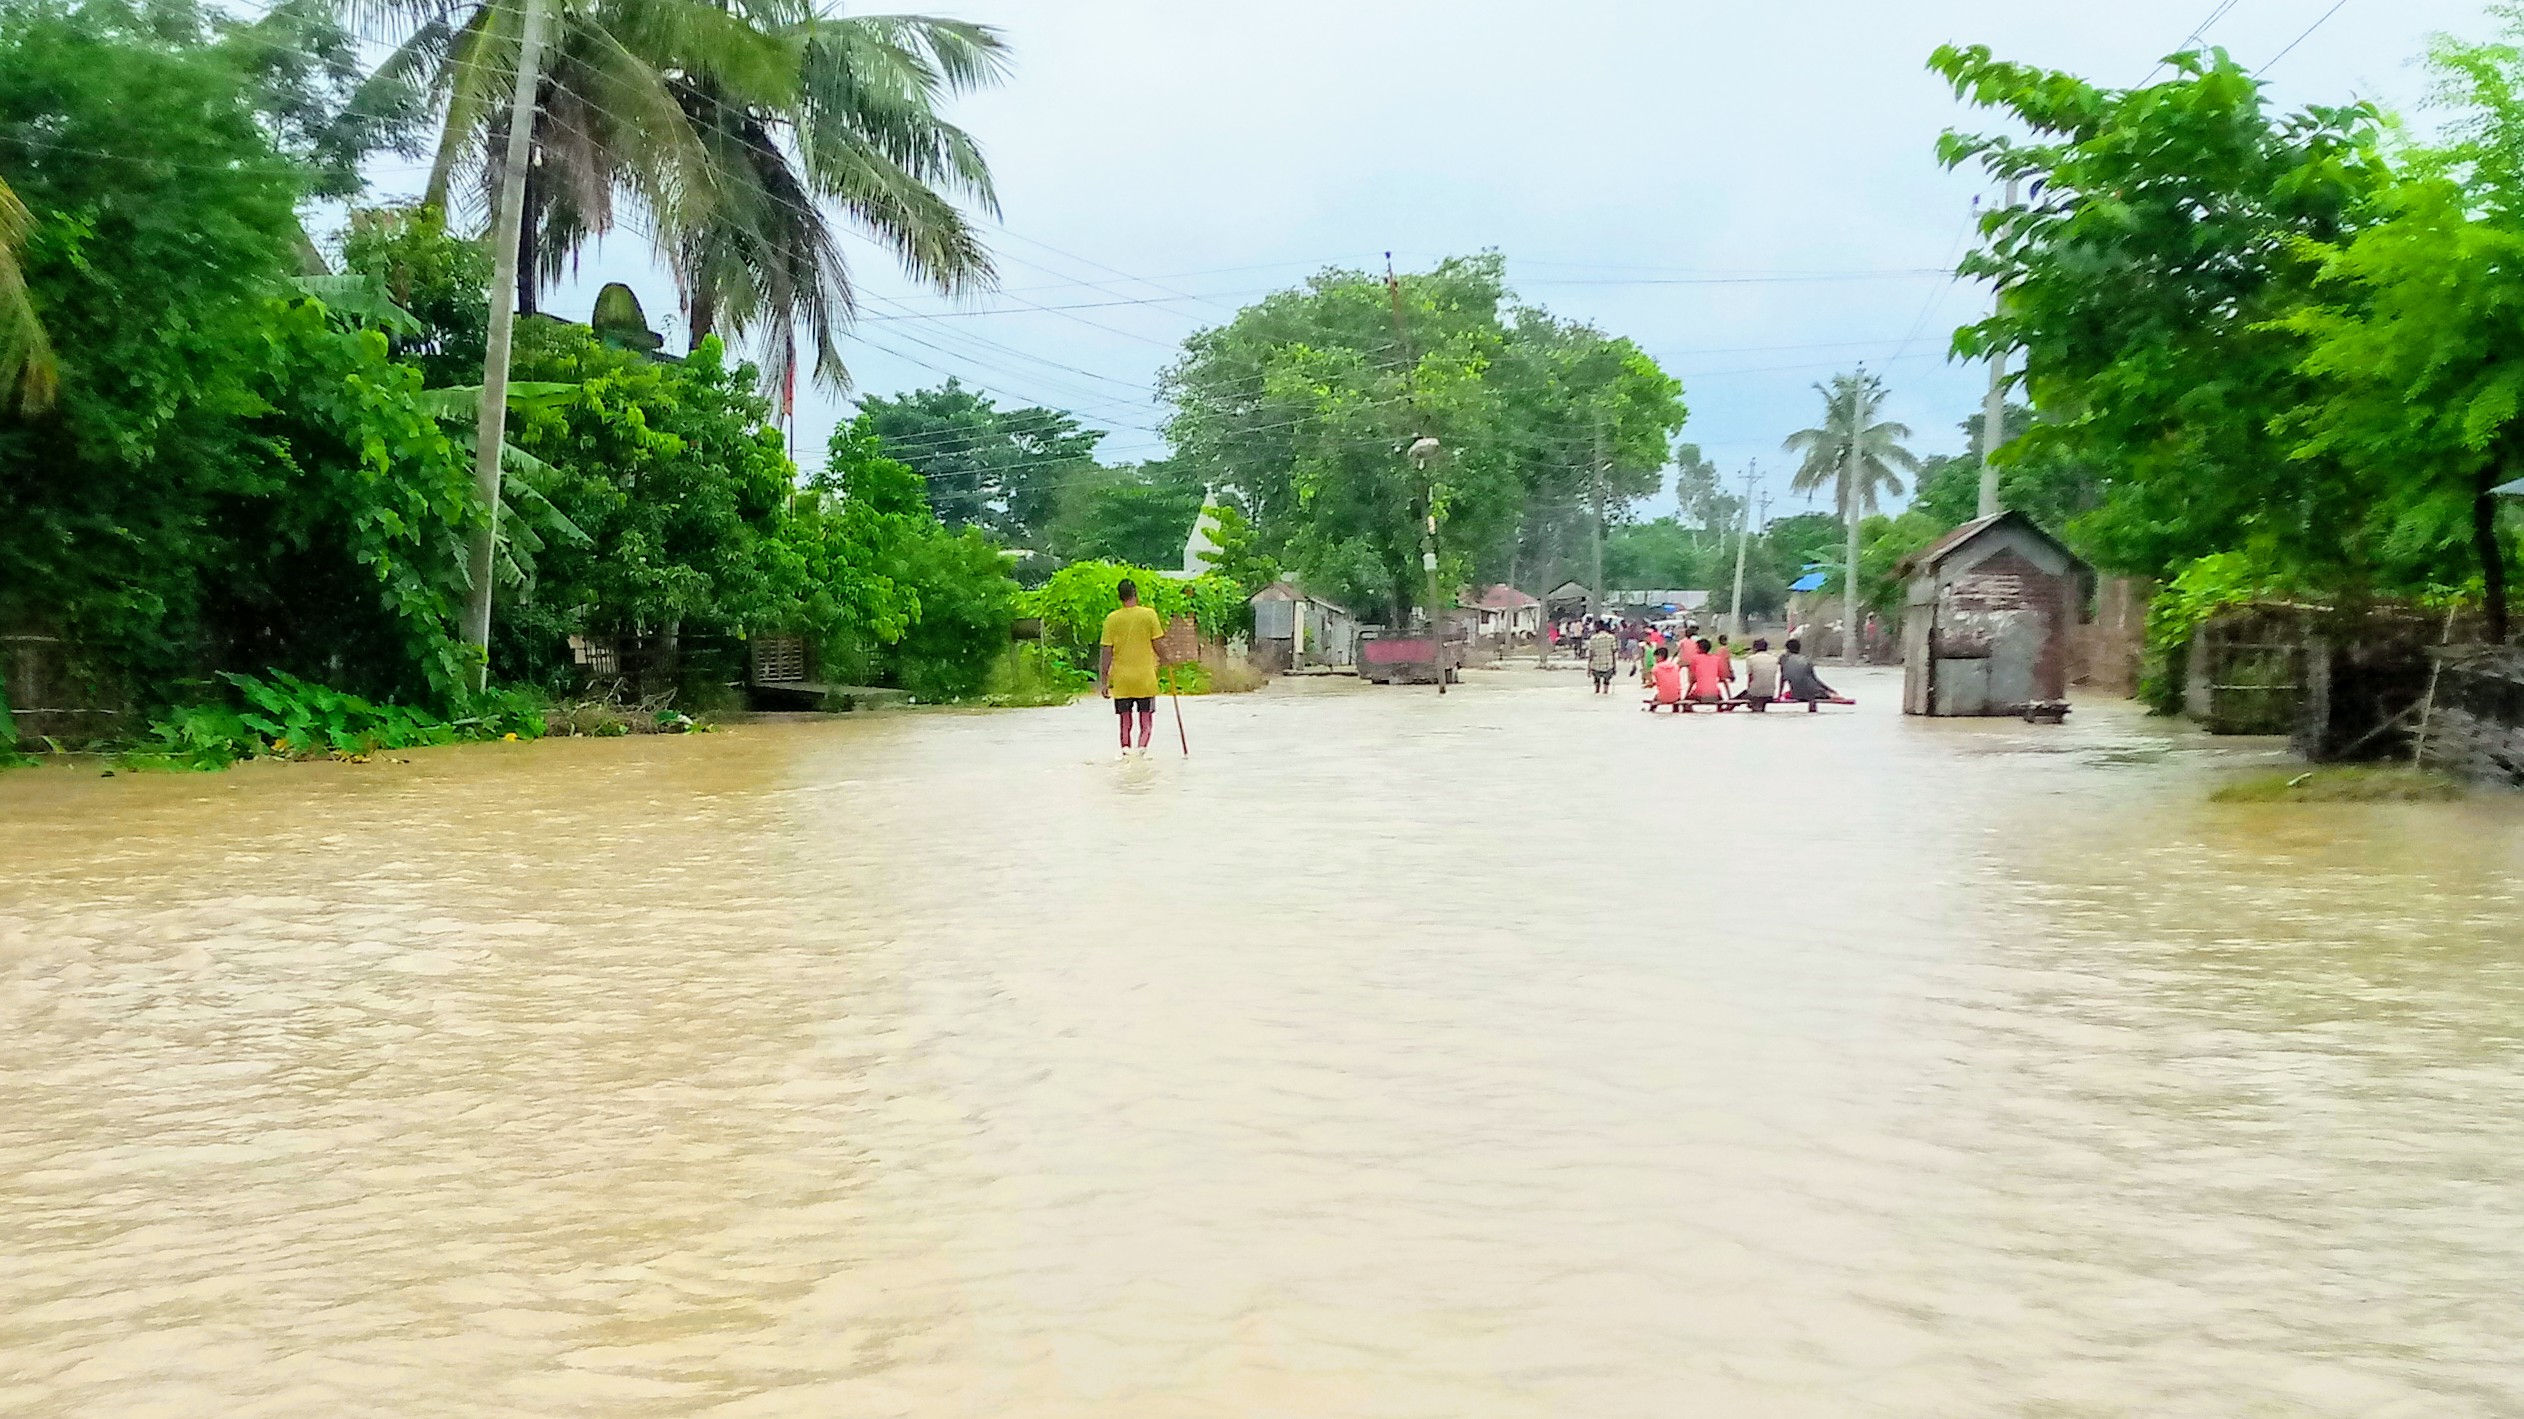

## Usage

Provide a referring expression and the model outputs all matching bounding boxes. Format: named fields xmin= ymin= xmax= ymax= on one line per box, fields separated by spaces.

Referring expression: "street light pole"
xmin=1410 ymin=436 xmax=1446 ymax=694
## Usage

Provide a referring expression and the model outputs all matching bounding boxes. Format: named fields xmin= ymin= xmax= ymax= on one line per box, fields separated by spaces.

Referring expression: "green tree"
xmin=1668 ymin=441 xmax=1736 ymax=550
xmin=1487 ymin=305 xmax=1683 ymax=591
xmin=2279 ymin=16 xmax=2524 ymax=641
xmin=1163 ymin=255 xmax=1682 ymax=620
xmin=1045 ymin=460 xmax=1205 ymax=568
xmin=1602 ymin=517 xmax=1720 ymax=591
xmin=494 ymin=325 xmax=797 ymax=679
xmin=1930 ymin=43 xmax=2390 ymax=586
xmin=0 ymin=1 xmax=481 ymax=699
xmin=1909 ymin=403 xmax=2111 ymax=538
xmin=383 ymin=0 xmax=1004 ymax=385
xmin=857 ymin=378 xmax=1103 ymax=544
xmin=340 ymin=204 xmax=490 ymax=387
xmin=1783 ymin=371 xmax=1918 ymax=646
xmin=786 ymin=418 xmax=1016 ymax=698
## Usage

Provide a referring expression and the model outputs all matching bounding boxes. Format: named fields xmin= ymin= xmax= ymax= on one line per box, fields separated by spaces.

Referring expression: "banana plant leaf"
xmin=415 ymin=382 xmax=579 ymax=421
xmin=290 ymin=274 xmax=425 ymax=336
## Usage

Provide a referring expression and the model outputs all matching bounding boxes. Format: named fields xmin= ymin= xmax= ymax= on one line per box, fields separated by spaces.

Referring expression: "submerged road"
xmin=3 ymin=665 xmax=2522 ymax=1416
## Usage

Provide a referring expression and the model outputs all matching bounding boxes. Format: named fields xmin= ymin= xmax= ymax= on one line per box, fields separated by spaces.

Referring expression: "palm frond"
xmin=0 ymin=177 xmax=58 ymax=413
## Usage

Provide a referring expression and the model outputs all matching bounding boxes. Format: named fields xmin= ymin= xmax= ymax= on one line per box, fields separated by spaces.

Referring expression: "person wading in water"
xmin=1586 ymin=619 xmax=1618 ymax=695
xmin=1099 ymin=578 xmax=1167 ymax=754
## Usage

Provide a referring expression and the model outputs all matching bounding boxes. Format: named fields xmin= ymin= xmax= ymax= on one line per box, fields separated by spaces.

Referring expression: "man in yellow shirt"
xmin=1098 ymin=578 xmax=1168 ymax=753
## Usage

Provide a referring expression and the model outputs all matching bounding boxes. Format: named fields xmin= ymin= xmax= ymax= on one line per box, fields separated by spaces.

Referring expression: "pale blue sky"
xmin=372 ymin=0 xmax=2493 ymax=523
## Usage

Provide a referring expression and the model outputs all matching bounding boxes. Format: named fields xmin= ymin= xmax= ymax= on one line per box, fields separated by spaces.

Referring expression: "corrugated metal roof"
xmin=1899 ymin=510 xmax=2082 ymax=577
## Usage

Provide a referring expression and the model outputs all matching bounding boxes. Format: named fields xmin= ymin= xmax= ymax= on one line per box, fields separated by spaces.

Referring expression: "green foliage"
xmin=859 ymin=378 xmax=1103 ymax=544
xmin=1855 ymin=511 xmax=1944 ymax=615
xmin=1603 ymin=518 xmax=1723 ymax=592
xmin=124 ymin=671 xmax=545 ymax=770
xmin=492 ymin=327 xmax=796 ymax=682
xmin=2274 ymin=20 xmax=2524 ymax=640
xmin=220 ymin=0 xmax=417 ymax=202
xmin=981 ymin=640 xmax=1093 ymax=707
xmin=783 ymin=418 xmax=1020 ymax=701
xmin=0 ymin=8 xmax=492 ymax=707
xmin=1932 ymin=42 xmax=2390 ymax=587
xmin=340 ymin=204 xmax=490 ymax=386
xmin=1195 ymin=501 xmax=1278 ymax=593
xmin=1765 ymin=512 xmax=1843 ymax=575
xmin=1163 ymin=254 xmax=1685 ymax=622
xmin=1782 ymin=371 xmax=1919 ymax=518
xmin=0 ymin=682 xmax=30 ymax=766
xmin=2135 ymin=552 xmax=2289 ymax=712
xmin=1045 ymin=460 xmax=1205 ymax=568
xmin=1017 ymin=561 xmax=1244 ymax=651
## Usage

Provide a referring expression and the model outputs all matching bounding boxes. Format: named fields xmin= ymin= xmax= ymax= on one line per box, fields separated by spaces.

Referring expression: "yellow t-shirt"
xmin=1100 ymin=604 xmax=1166 ymax=698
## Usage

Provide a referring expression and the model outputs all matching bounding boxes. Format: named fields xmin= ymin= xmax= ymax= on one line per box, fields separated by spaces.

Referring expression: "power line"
xmin=2140 ymin=0 xmax=2244 ymax=86
xmin=2265 ymin=0 xmax=2352 ymax=71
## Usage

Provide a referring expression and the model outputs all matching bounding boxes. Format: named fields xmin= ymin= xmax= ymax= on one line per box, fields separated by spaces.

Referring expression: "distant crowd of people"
xmin=1563 ymin=617 xmax=1841 ymax=712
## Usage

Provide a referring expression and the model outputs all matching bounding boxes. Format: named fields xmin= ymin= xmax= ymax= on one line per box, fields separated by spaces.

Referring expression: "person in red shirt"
xmin=1644 ymin=645 xmax=1685 ymax=711
xmin=1683 ymin=637 xmax=1729 ymax=710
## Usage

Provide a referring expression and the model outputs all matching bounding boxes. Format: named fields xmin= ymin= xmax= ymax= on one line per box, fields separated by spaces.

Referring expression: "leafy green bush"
xmin=123 ymin=672 xmax=545 ymax=770
xmin=2139 ymin=552 xmax=2283 ymax=712
xmin=981 ymin=641 xmax=1093 ymax=707
xmin=1018 ymin=560 xmax=1246 ymax=651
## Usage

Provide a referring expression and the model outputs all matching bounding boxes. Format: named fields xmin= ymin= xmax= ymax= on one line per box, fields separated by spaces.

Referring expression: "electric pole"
xmin=1843 ymin=365 xmax=1868 ymax=667
xmin=1728 ymin=466 xmax=1766 ymax=641
xmin=1976 ymin=177 xmax=2019 ymax=520
xmin=460 ymin=0 xmax=554 ymax=693
xmin=1590 ymin=411 xmax=1607 ymax=620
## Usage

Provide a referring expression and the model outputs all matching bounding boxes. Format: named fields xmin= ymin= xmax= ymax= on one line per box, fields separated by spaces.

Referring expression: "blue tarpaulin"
xmin=1788 ymin=571 xmax=1829 ymax=593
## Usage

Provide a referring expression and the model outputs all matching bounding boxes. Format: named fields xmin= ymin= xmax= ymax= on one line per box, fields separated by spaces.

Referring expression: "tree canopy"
xmin=1160 ymin=254 xmax=1684 ymax=622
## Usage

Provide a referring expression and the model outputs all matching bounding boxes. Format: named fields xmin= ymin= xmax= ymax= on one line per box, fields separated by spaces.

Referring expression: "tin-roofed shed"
xmin=1898 ymin=512 xmax=2088 ymax=717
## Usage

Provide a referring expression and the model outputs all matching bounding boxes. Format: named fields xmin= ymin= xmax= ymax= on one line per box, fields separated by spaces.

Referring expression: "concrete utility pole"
xmin=460 ymin=0 xmax=554 ymax=693
xmin=1976 ymin=177 xmax=2020 ymax=520
xmin=1409 ymin=436 xmax=1446 ymax=695
xmin=1590 ymin=412 xmax=1608 ymax=619
xmin=1842 ymin=366 xmax=1867 ymax=667
xmin=1727 ymin=462 xmax=1760 ymax=640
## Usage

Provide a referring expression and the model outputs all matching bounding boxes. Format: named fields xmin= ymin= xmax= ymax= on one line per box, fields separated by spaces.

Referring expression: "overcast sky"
xmin=380 ymin=0 xmax=2496 ymax=523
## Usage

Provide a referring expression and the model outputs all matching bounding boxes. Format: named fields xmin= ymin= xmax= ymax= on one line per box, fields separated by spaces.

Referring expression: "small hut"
xmin=1248 ymin=582 xmax=1358 ymax=671
xmin=1544 ymin=580 xmax=1593 ymax=623
xmin=1898 ymin=512 xmax=2088 ymax=717
xmin=1468 ymin=584 xmax=1543 ymax=643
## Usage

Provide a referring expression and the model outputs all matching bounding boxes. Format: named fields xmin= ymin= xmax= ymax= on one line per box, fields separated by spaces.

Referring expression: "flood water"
xmin=4 ymin=665 xmax=2522 ymax=1417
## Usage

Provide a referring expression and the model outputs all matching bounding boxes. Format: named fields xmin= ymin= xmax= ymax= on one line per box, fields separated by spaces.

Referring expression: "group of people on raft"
xmin=1579 ymin=618 xmax=1845 ymax=712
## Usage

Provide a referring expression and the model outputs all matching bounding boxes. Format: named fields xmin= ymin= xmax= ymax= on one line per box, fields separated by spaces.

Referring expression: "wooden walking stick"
xmin=1161 ymin=614 xmax=1195 ymax=756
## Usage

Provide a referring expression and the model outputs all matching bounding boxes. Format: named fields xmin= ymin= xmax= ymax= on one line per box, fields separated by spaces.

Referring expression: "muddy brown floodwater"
xmin=4 ymin=665 xmax=2523 ymax=1417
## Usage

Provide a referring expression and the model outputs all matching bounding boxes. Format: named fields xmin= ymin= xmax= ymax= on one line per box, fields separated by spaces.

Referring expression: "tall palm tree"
xmin=0 ymin=175 xmax=56 ymax=412
xmin=1783 ymin=370 xmax=1917 ymax=663
xmin=371 ymin=0 xmax=1003 ymax=390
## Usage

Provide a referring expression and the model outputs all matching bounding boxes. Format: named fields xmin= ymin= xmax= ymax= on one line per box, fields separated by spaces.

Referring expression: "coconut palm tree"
xmin=1782 ymin=369 xmax=1918 ymax=663
xmin=0 ymin=175 xmax=56 ymax=412
xmin=371 ymin=0 xmax=1002 ymax=389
